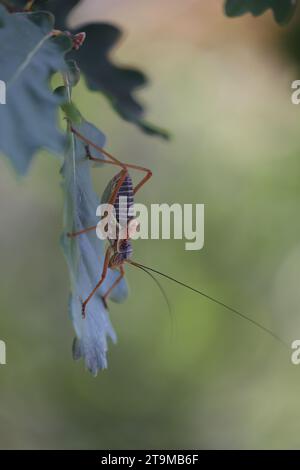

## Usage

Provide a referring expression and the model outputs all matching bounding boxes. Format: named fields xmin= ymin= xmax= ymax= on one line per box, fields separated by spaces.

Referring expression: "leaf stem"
xmin=63 ymin=72 xmax=77 ymax=187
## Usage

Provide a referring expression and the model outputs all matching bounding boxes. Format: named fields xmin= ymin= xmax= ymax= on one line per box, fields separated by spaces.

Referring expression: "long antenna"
xmin=127 ymin=260 xmax=287 ymax=349
xmin=131 ymin=263 xmax=172 ymax=315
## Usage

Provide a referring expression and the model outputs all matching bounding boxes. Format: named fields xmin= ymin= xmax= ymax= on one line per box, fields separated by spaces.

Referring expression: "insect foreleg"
xmin=102 ymin=265 xmax=125 ymax=307
xmin=81 ymin=247 xmax=112 ymax=317
xmin=67 ymin=225 xmax=97 ymax=238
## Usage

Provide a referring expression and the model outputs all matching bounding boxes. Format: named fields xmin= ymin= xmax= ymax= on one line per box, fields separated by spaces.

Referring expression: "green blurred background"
xmin=1 ymin=0 xmax=300 ymax=449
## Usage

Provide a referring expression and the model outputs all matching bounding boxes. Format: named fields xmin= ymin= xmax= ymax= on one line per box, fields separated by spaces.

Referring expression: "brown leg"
xmin=67 ymin=164 xmax=127 ymax=241
xmin=82 ymin=247 xmax=111 ymax=317
xmin=66 ymin=147 xmax=126 ymax=239
xmin=87 ymin=152 xmax=152 ymax=196
xmin=71 ymin=128 xmax=152 ymax=196
xmin=108 ymin=169 xmax=128 ymax=207
xmin=83 ymin=141 xmax=129 ymax=210
xmin=71 ymin=127 xmax=126 ymax=170
xmin=132 ymin=167 xmax=152 ymax=195
xmin=67 ymin=225 xmax=97 ymax=238
xmin=102 ymin=265 xmax=125 ymax=307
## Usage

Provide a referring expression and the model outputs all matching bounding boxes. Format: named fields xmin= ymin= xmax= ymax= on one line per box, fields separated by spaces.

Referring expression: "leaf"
xmin=0 ymin=0 xmax=26 ymax=11
xmin=61 ymin=117 xmax=128 ymax=375
xmin=0 ymin=6 xmax=72 ymax=174
xmin=224 ymin=0 xmax=297 ymax=24
xmin=0 ymin=0 xmax=50 ymax=9
xmin=42 ymin=0 xmax=169 ymax=139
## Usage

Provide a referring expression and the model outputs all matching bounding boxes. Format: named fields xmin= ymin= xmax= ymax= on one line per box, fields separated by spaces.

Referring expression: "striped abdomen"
xmin=113 ymin=172 xmax=135 ymax=227
xmin=104 ymin=172 xmax=134 ymax=259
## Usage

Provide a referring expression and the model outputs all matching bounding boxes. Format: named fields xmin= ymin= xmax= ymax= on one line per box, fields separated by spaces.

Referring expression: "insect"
xmin=67 ymin=127 xmax=286 ymax=349
xmin=68 ymin=126 xmax=152 ymax=317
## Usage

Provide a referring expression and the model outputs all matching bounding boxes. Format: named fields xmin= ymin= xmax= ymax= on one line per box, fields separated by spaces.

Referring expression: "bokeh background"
xmin=1 ymin=0 xmax=300 ymax=449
